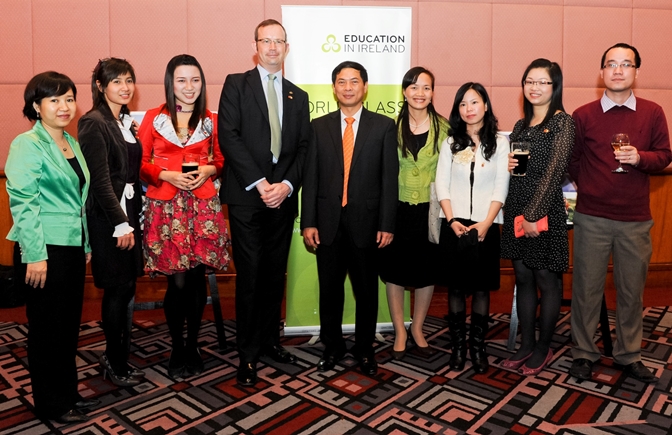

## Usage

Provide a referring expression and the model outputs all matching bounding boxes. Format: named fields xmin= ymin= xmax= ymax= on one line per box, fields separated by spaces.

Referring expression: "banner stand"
xmin=282 ymin=5 xmax=413 ymax=337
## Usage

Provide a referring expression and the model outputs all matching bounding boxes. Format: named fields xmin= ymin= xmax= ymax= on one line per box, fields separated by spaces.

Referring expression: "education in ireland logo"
xmin=322 ymin=34 xmax=406 ymax=53
xmin=322 ymin=35 xmax=341 ymax=53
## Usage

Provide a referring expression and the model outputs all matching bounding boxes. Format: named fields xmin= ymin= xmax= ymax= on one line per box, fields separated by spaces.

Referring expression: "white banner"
xmin=283 ymin=6 xmax=411 ymax=84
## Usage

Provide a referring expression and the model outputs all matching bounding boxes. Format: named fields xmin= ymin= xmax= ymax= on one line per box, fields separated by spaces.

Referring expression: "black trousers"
xmin=228 ymin=204 xmax=295 ymax=363
xmin=316 ymin=207 xmax=379 ymax=356
xmin=14 ymin=243 xmax=86 ymax=419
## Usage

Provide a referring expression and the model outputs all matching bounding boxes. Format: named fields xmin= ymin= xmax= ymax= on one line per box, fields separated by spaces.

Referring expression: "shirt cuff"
xmin=113 ymin=222 xmax=134 ymax=237
xmin=246 ymin=178 xmax=265 ymax=191
xmin=282 ymin=180 xmax=294 ymax=197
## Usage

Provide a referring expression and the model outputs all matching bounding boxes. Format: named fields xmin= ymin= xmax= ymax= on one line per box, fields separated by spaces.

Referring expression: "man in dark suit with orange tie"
xmin=301 ymin=61 xmax=398 ymax=376
xmin=218 ymin=19 xmax=311 ymax=386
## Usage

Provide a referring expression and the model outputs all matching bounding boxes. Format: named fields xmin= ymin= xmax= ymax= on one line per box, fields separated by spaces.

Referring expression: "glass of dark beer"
xmin=182 ymin=152 xmax=199 ymax=174
xmin=511 ymin=142 xmax=530 ymax=177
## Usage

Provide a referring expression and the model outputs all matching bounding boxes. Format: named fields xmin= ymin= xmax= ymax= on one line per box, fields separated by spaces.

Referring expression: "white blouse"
xmin=435 ymin=134 xmax=510 ymax=224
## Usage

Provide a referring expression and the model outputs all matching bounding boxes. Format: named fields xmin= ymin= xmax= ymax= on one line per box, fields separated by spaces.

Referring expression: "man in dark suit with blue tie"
xmin=218 ymin=19 xmax=311 ymax=386
xmin=301 ymin=61 xmax=398 ymax=376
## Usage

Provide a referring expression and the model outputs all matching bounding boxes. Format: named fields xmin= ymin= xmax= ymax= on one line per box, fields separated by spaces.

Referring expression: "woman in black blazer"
xmin=78 ymin=58 xmax=144 ymax=387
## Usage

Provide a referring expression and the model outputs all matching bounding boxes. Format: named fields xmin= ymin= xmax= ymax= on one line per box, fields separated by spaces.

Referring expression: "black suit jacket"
xmin=301 ymin=108 xmax=398 ymax=248
xmin=218 ymin=68 xmax=311 ymax=212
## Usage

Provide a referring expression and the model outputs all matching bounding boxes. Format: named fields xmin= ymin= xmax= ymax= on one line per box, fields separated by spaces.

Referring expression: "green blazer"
xmin=6 ymin=121 xmax=91 ymax=263
xmin=397 ymin=115 xmax=449 ymax=204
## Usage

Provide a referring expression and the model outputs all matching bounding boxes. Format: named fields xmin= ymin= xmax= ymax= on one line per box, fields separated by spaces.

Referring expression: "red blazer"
xmin=139 ymin=105 xmax=223 ymax=200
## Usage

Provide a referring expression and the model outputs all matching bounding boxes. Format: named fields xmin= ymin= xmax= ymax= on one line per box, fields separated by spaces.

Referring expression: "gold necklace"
xmin=57 ymin=138 xmax=69 ymax=152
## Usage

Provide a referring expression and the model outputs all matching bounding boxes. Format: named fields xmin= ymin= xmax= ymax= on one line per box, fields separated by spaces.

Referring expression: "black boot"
xmin=449 ymin=311 xmax=467 ymax=371
xmin=470 ymin=313 xmax=490 ymax=374
xmin=168 ymin=339 xmax=185 ymax=379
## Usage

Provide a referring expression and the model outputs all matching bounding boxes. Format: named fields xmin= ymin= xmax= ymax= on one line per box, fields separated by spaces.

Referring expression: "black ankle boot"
xmin=449 ymin=311 xmax=467 ymax=371
xmin=470 ymin=313 xmax=490 ymax=374
xmin=168 ymin=340 xmax=185 ymax=379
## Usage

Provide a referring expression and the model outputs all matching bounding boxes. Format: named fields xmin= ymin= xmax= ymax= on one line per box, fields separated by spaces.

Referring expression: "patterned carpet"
xmin=1 ymin=308 xmax=671 ymax=435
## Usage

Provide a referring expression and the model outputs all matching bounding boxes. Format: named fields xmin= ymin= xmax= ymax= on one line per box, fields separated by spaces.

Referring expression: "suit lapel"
xmin=351 ymin=108 xmax=372 ymax=170
xmin=281 ymin=78 xmax=293 ymax=133
xmin=328 ymin=111 xmax=344 ymax=172
xmin=247 ymin=68 xmax=269 ymax=124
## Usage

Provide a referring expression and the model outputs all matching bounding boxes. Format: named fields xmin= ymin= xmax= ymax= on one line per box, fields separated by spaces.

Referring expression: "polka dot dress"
xmin=501 ymin=112 xmax=575 ymax=272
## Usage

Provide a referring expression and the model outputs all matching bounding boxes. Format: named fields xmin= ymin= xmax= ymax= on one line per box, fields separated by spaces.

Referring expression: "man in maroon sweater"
xmin=569 ymin=43 xmax=672 ymax=383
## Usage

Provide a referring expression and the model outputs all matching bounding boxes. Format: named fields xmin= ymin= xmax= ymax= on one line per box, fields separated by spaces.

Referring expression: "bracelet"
xmin=447 ymin=218 xmax=458 ymax=226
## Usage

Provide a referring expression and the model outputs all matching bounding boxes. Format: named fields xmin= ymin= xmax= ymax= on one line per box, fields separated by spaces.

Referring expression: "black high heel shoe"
xmin=390 ymin=327 xmax=408 ymax=360
xmin=99 ymin=353 xmax=140 ymax=387
xmin=408 ymin=325 xmax=437 ymax=358
xmin=127 ymin=366 xmax=146 ymax=377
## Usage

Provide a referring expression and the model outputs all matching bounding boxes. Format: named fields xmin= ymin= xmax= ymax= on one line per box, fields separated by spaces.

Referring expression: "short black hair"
xmin=601 ymin=42 xmax=641 ymax=69
xmin=23 ymin=71 xmax=77 ymax=121
xmin=331 ymin=61 xmax=368 ymax=84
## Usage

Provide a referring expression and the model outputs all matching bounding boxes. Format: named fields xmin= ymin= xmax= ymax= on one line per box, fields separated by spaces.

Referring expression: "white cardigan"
xmin=435 ymin=134 xmax=510 ymax=224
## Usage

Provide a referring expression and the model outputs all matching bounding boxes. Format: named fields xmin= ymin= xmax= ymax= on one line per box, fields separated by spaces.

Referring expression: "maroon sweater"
xmin=570 ymin=98 xmax=672 ymax=222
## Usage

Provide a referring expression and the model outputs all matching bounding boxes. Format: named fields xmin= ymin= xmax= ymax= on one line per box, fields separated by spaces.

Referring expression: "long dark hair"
xmin=448 ymin=82 xmax=499 ymax=161
xmin=521 ymin=58 xmax=565 ymax=128
xmin=164 ymin=54 xmax=207 ymax=131
xmin=396 ymin=66 xmax=446 ymax=159
xmin=91 ymin=58 xmax=136 ymax=117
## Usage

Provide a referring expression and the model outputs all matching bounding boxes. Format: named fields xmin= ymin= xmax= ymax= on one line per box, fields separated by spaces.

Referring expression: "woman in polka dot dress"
xmin=500 ymin=58 xmax=575 ymax=376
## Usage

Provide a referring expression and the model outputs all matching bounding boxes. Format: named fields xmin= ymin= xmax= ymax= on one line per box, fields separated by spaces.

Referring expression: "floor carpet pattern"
xmin=0 ymin=307 xmax=671 ymax=434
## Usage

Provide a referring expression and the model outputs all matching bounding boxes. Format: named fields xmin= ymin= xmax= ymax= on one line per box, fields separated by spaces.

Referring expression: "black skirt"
xmin=87 ymin=186 xmax=144 ymax=288
xmin=379 ymin=201 xmax=439 ymax=288
xmin=437 ymin=218 xmax=501 ymax=293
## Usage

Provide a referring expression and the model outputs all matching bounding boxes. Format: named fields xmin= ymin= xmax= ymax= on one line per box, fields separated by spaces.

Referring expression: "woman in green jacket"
xmin=381 ymin=67 xmax=449 ymax=360
xmin=6 ymin=72 xmax=94 ymax=424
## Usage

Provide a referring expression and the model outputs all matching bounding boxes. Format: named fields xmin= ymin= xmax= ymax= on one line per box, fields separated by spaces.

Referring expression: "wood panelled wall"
xmin=1 ymin=170 xmax=671 ymax=302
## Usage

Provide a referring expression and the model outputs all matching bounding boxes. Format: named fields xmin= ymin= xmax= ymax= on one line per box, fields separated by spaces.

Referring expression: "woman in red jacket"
xmin=138 ymin=54 xmax=230 ymax=379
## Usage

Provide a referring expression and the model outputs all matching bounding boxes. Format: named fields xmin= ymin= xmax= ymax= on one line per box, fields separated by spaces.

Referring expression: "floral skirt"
xmin=143 ymin=191 xmax=230 ymax=276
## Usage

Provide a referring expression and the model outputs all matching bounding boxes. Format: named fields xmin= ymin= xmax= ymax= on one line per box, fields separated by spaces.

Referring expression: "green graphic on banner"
xmin=285 ymin=84 xmax=410 ymax=334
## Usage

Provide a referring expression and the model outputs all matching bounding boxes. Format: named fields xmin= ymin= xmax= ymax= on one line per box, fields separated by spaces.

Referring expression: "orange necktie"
xmin=342 ymin=117 xmax=355 ymax=206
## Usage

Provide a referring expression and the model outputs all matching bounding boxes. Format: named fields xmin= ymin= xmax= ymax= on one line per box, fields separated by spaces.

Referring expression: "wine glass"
xmin=611 ymin=133 xmax=629 ymax=173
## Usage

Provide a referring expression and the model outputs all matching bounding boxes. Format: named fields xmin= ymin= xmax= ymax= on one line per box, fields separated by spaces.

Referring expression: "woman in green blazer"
xmin=5 ymin=72 xmax=94 ymax=424
xmin=380 ymin=67 xmax=449 ymax=360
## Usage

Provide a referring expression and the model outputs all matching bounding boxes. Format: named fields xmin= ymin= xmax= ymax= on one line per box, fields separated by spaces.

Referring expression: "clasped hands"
xmin=449 ymin=220 xmax=490 ymax=242
xmin=162 ymin=165 xmax=217 ymax=191
xmin=256 ymin=179 xmax=290 ymax=209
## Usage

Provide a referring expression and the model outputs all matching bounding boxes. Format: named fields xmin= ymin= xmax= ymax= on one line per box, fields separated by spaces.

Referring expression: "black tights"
xmin=449 ymin=289 xmax=490 ymax=317
xmin=164 ymin=264 xmax=207 ymax=352
xmin=511 ymin=259 xmax=562 ymax=368
xmin=102 ymin=280 xmax=136 ymax=374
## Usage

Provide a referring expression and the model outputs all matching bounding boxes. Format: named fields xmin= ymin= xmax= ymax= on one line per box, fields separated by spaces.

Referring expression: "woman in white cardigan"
xmin=435 ymin=83 xmax=510 ymax=374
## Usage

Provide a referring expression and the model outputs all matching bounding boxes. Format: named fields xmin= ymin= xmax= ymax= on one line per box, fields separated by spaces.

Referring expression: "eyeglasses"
xmin=257 ymin=38 xmax=286 ymax=46
xmin=523 ymin=80 xmax=553 ymax=87
xmin=602 ymin=62 xmax=636 ymax=70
